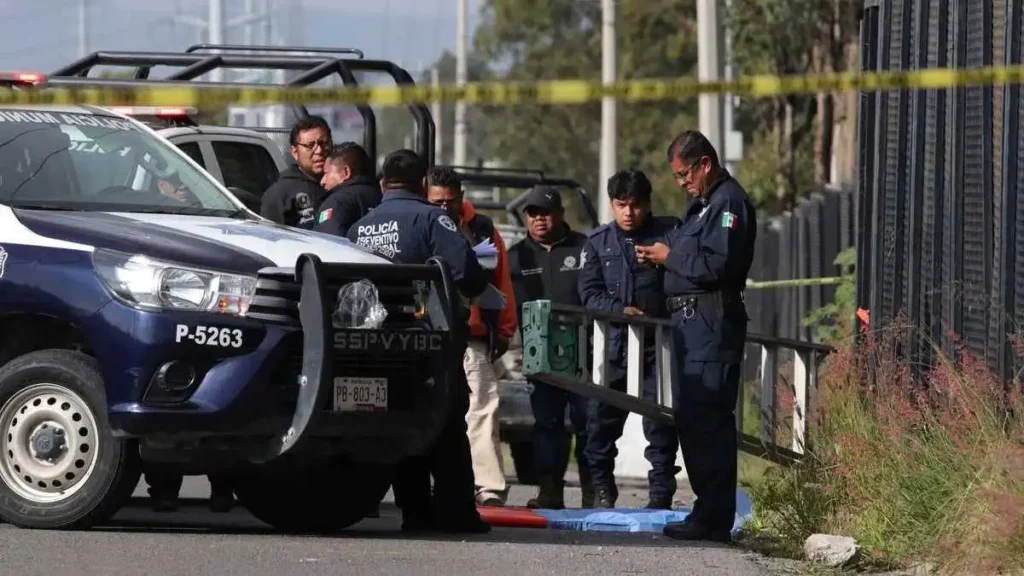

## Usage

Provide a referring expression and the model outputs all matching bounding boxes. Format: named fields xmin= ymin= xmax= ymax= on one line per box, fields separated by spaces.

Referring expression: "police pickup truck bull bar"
xmin=449 ymin=165 xmax=600 ymax=229
xmin=521 ymin=300 xmax=835 ymax=466
xmin=46 ymin=45 xmax=435 ymax=165
xmin=248 ymin=254 xmax=460 ymax=464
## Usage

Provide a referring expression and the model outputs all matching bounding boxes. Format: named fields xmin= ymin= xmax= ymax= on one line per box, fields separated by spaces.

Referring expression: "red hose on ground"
xmin=477 ymin=505 xmax=548 ymax=528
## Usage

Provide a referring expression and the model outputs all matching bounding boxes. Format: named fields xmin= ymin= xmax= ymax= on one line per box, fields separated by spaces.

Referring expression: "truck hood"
xmin=8 ymin=208 xmax=389 ymax=273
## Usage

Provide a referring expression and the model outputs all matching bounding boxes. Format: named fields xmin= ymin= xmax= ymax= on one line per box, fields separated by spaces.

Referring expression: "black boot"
xmin=526 ymin=476 xmax=565 ymax=509
xmin=663 ymin=519 xmax=732 ymax=543
xmin=593 ymin=484 xmax=617 ymax=508
xmin=578 ymin=464 xmax=595 ymax=508
xmin=645 ymin=493 xmax=673 ymax=510
xmin=580 ymin=482 xmax=596 ymax=509
xmin=150 ymin=493 xmax=178 ymax=513
xmin=208 ymin=475 xmax=234 ymax=513
xmin=208 ymin=489 xmax=234 ymax=513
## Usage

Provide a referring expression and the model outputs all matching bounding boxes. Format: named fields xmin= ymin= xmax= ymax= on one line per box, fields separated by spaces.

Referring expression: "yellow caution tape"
xmin=1 ymin=64 xmax=1022 ymax=107
xmin=746 ymin=277 xmax=845 ymax=289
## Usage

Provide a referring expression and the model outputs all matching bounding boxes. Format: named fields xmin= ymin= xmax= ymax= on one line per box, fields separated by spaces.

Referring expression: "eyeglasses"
xmin=295 ymin=139 xmax=331 ymax=151
xmin=672 ymin=157 xmax=706 ymax=182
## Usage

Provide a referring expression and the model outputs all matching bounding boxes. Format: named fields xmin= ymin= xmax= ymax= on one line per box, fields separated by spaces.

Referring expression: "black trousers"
xmin=673 ymin=360 xmax=741 ymax=531
xmin=392 ymin=356 xmax=477 ymax=519
xmin=528 ymin=379 xmax=591 ymax=483
xmin=585 ymin=364 xmax=680 ymax=498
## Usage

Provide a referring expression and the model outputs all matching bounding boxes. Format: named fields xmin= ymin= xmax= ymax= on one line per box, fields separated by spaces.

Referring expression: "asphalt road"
xmin=0 ymin=476 xmax=779 ymax=576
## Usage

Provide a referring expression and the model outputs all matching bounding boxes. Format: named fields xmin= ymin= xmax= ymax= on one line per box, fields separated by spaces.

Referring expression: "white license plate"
xmin=332 ymin=377 xmax=388 ymax=412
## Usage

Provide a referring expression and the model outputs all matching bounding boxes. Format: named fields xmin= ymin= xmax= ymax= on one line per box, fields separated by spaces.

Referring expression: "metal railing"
xmin=519 ymin=301 xmax=835 ymax=467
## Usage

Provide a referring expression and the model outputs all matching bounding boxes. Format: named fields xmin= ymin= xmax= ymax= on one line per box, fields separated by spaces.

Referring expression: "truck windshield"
xmin=0 ymin=108 xmax=244 ymax=218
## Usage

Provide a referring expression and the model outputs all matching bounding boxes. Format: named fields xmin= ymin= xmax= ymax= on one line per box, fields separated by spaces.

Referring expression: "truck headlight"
xmin=92 ymin=249 xmax=257 ymax=316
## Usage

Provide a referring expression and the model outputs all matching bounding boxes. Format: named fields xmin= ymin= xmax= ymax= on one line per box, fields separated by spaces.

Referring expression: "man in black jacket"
xmin=260 ymin=115 xmax=332 ymax=228
xmin=507 ymin=186 xmax=595 ymax=509
xmin=313 ymin=142 xmax=382 ymax=237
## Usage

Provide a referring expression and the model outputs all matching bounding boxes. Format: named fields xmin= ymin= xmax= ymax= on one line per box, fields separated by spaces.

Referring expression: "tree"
xmin=814 ymin=0 xmax=862 ymax=188
xmin=471 ymin=0 xmax=699 ymax=217
xmin=727 ymin=0 xmax=861 ymax=209
xmin=727 ymin=0 xmax=821 ymax=211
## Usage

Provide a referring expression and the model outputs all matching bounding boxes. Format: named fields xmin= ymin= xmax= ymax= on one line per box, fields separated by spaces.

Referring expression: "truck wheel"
xmin=509 ymin=441 xmax=538 ymax=485
xmin=0 ymin=350 xmax=140 ymax=529
xmin=235 ymin=457 xmax=392 ymax=533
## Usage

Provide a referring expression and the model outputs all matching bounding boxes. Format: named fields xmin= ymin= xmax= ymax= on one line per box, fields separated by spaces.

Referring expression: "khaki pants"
xmin=464 ymin=339 xmax=507 ymax=503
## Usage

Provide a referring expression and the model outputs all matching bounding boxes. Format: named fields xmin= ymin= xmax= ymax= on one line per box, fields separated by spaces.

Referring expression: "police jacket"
xmin=259 ymin=164 xmax=326 ymax=229
xmin=312 ymin=175 xmax=383 ymax=237
xmin=663 ymin=170 xmax=756 ymax=296
xmin=507 ymin=224 xmax=587 ymax=331
xmin=663 ymin=170 xmax=757 ymax=362
xmin=345 ymin=189 xmax=490 ymax=302
xmin=578 ymin=215 xmax=680 ymax=364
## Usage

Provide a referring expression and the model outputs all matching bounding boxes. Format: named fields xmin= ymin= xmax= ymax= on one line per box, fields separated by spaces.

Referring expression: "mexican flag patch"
xmin=721 ymin=211 xmax=737 ymax=229
xmin=318 ymin=208 xmax=333 ymax=224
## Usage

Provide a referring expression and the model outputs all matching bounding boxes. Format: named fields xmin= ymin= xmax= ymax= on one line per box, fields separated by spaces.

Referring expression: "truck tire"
xmin=509 ymin=441 xmax=538 ymax=485
xmin=0 ymin=349 xmax=140 ymax=529
xmin=234 ymin=457 xmax=393 ymax=533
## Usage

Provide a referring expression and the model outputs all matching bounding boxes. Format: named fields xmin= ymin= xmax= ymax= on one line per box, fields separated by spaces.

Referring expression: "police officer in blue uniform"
xmin=347 ymin=148 xmax=491 ymax=534
xmin=634 ymin=131 xmax=756 ymax=543
xmin=577 ymin=169 xmax=682 ymax=510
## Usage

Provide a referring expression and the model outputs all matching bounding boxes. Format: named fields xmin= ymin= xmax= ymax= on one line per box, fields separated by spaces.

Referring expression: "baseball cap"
xmin=522 ymin=186 xmax=563 ymax=212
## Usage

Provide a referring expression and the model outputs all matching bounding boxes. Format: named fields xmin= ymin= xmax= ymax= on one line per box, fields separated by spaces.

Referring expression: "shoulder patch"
xmin=437 ymin=214 xmax=458 ymax=232
xmin=721 ymin=211 xmax=738 ymax=229
xmin=318 ymin=208 xmax=333 ymax=224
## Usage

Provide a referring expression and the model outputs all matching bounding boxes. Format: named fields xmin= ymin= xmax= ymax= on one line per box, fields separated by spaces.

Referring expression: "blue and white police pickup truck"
xmin=0 ymin=103 xmax=460 ymax=532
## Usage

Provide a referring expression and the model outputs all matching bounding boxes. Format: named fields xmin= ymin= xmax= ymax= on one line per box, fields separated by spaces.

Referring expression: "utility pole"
xmin=78 ymin=0 xmax=88 ymax=58
xmin=208 ymin=0 xmax=225 ymax=82
xmin=598 ymin=0 xmax=616 ymax=225
xmin=432 ymin=66 xmax=444 ymax=164
xmin=697 ymin=0 xmax=726 ymax=158
xmin=174 ymin=0 xmax=276 ymax=83
xmin=244 ymin=0 xmax=253 ymax=45
xmin=453 ymin=0 xmax=468 ymax=167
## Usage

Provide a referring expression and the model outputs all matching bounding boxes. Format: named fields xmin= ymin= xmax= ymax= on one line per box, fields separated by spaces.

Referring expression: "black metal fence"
xmin=746 ymin=185 xmax=859 ymax=344
xmin=857 ymin=0 xmax=1024 ymax=379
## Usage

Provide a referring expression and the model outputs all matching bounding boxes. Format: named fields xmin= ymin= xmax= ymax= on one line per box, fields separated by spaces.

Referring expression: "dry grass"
xmin=744 ymin=320 xmax=1024 ymax=574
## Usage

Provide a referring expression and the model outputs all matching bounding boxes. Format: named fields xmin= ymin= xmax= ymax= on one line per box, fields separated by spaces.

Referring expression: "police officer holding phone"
xmin=347 ymin=149 xmax=492 ymax=534
xmin=634 ymin=131 xmax=756 ymax=543
xmin=577 ymin=169 xmax=681 ymax=510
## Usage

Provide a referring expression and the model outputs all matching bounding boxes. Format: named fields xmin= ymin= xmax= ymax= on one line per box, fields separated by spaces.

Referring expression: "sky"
xmin=0 ymin=0 xmax=487 ymax=78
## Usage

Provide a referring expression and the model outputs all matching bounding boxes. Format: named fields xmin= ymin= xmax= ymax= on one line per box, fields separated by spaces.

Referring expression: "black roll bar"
xmin=451 ymin=166 xmax=599 ymax=228
xmin=48 ymin=49 xmax=435 ymax=165
xmin=185 ymin=43 xmax=366 ymax=59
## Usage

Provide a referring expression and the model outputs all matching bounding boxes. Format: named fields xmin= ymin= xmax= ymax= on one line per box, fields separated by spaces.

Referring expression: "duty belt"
xmin=665 ymin=291 xmax=744 ymax=318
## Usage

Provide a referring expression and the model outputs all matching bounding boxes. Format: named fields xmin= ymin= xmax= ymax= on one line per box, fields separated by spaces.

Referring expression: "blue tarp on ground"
xmin=532 ymin=489 xmax=753 ymax=535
